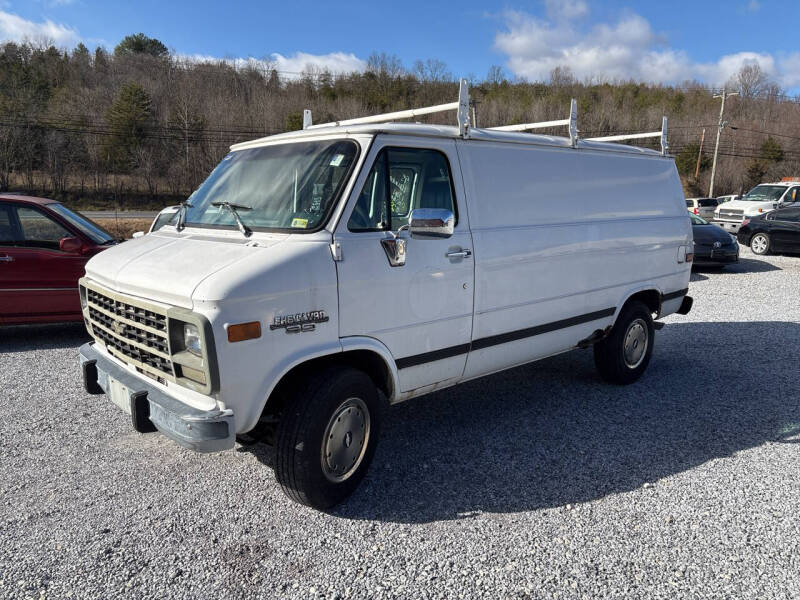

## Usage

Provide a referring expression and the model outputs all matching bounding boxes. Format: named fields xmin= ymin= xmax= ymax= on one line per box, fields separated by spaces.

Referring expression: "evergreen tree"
xmin=114 ymin=33 xmax=168 ymax=58
xmin=105 ymin=82 xmax=153 ymax=171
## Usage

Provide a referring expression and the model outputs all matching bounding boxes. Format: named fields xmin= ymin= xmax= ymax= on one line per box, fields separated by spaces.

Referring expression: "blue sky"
xmin=4 ymin=0 xmax=800 ymax=91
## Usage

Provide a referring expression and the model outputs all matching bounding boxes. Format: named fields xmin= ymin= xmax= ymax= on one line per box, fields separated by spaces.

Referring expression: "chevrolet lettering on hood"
xmin=271 ymin=310 xmax=329 ymax=333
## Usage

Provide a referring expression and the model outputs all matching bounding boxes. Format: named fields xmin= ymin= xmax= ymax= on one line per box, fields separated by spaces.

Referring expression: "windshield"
xmin=689 ymin=213 xmax=708 ymax=225
xmin=184 ymin=139 xmax=358 ymax=233
xmin=742 ymin=185 xmax=785 ymax=202
xmin=49 ymin=204 xmax=115 ymax=244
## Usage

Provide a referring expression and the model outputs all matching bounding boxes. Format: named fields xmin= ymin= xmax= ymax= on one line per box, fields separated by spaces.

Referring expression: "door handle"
xmin=0 ymin=256 xmax=13 ymax=262
xmin=445 ymin=249 xmax=472 ymax=259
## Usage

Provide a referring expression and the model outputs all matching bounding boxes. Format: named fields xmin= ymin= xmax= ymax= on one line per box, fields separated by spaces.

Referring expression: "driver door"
xmin=0 ymin=202 xmax=86 ymax=322
xmin=334 ymin=137 xmax=474 ymax=393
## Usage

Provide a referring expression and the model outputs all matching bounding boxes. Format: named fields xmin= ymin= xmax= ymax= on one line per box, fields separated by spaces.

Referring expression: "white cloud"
xmin=778 ymin=53 xmax=800 ymax=88
xmin=0 ymin=9 xmax=78 ymax=46
xmin=177 ymin=51 xmax=367 ymax=79
xmin=270 ymin=51 xmax=366 ymax=75
xmin=494 ymin=8 xmax=798 ymax=89
xmin=745 ymin=0 xmax=761 ymax=12
xmin=544 ymin=0 xmax=588 ymax=20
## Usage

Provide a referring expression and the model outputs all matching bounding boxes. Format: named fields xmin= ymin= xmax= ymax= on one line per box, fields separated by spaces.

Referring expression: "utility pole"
xmin=708 ymin=88 xmax=738 ymax=197
xmin=694 ymin=128 xmax=706 ymax=179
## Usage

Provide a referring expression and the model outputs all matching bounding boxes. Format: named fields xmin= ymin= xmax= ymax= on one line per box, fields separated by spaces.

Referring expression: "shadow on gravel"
xmin=306 ymin=321 xmax=800 ymax=523
xmin=692 ymin=257 xmax=781 ymax=275
xmin=0 ymin=322 xmax=89 ymax=352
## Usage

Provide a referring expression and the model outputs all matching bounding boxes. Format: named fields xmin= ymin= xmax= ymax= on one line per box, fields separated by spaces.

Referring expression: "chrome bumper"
xmin=715 ymin=221 xmax=741 ymax=232
xmin=79 ymin=342 xmax=234 ymax=453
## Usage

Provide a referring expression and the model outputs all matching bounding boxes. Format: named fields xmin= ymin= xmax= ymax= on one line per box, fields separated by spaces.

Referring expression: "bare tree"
xmin=413 ymin=59 xmax=452 ymax=83
xmin=549 ymin=66 xmax=575 ymax=87
xmin=734 ymin=63 xmax=772 ymax=99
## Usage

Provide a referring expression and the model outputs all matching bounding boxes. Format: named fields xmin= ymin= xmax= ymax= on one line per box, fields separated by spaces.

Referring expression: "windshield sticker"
xmin=291 ymin=218 xmax=309 ymax=228
xmin=330 ymin=154 xmax=345 ymax=167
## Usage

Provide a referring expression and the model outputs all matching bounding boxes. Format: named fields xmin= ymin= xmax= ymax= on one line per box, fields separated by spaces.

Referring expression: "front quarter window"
xmin=184 ymin=139 xmax=358 ymax=233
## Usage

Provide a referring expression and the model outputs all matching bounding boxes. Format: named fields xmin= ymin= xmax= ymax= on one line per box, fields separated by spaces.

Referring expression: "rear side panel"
xmin=456 ymin=140 xmax=690 ymax=379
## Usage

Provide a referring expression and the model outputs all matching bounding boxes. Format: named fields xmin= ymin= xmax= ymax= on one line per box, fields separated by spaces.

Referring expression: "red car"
xmin=0 ymin=194 xmax=117 ymax=325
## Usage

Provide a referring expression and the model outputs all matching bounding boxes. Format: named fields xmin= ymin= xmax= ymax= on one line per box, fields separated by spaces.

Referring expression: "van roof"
xmin=230 ymin=122 xmax=666 ymax=158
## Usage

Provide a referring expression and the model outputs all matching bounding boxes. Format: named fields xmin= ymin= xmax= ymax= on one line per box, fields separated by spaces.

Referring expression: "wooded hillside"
xmin=2 ymin=34 xmax=800 ymax=209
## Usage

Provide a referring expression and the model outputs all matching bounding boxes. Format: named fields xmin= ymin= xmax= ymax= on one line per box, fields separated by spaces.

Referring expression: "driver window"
xmin=348 ymin=147 xmax=456 ymax=232
xmin=16 ymin=206 xmax=71 ymax=250
xmin=785 ymin=187 xmax=800 ymax=204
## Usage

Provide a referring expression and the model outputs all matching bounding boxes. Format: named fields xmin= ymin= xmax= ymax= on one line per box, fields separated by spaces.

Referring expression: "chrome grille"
xmin=717 ymin=209 xmax=743 ymax=221
xmin=84 ymin=286 xmax=174 ymax=380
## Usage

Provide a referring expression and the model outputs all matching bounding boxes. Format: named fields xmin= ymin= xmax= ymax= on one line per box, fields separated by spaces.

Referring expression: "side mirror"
xmin=408 ymin=208 xmax=455 ymax=239
xmin=59 ymin=236 xmax=84 ymax=253
xmin=132 ymin=231 xmax=145 ymax=238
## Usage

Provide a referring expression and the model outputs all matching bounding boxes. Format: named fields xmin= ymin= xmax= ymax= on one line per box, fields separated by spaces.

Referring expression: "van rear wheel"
xmin=594 ymin=300 xmax=655 ymax=385
xmin=275 ymin=367 xmax=383 ymax=509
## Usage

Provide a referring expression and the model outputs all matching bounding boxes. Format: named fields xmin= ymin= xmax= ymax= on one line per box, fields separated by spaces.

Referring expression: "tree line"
xmin=1 ymin=33 xmax=800 ymax=208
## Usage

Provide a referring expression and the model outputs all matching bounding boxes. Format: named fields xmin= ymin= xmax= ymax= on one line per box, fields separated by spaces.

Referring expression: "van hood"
xmin=84 ymin=232 xmax=285 ymax=308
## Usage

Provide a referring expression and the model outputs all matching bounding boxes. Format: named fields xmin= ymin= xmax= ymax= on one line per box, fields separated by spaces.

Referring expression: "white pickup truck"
xmin=78 ymin=81 xmax=693 ymax=509
xmin=714 ymin=181 xmax=800 ymax=232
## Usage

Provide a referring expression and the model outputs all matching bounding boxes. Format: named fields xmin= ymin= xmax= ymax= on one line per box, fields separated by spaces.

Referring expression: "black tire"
xmin=275 ymin=367 xmax=383 ymax=509
xmin=750 ymin=232 xmax=770 ymax=255
xmin=594 ymin=300 xmax=655 ymax=385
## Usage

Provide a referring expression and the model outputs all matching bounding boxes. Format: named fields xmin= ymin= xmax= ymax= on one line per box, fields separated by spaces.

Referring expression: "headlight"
xmin=183 ymin=323 xmax=202 ymax=357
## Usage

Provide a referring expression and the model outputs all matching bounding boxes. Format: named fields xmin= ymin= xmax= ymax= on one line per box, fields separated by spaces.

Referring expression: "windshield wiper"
xmin=176 ymin=201 xmax=194 ymax=232
xmin=211 ymin=201 xmax=253 ymax=237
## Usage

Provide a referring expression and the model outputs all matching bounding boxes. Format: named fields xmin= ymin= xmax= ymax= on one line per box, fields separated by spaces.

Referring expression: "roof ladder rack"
xmin=586 ymin=116 xmax=669 ymax=156
xmin=489 ymin=99 xmax=579 ymax=148
xmin=303 ymin=78 xmax=472 ymax=137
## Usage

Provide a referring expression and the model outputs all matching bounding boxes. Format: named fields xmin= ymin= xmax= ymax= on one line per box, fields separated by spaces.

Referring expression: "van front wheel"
xmin=593 ymin=301 xmax=655 ymax=385
xmin=275 ymin=367 xmax=383 ymax=510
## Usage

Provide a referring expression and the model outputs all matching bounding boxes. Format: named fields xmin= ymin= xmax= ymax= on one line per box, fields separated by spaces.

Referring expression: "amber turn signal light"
xmin=227 ymin=321 xmax=261 ymax=343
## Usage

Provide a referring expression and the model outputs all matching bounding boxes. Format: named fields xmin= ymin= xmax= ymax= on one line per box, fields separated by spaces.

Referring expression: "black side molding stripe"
xmin=396 ymin=307 xmax=616 ymax=370
xmin=662 ymin=288 xmax=689 ymax=302
xmin=471 ymin=308 xmax=616 ymax=351
xmin=395 ymin=343 xmax=472 ymax=370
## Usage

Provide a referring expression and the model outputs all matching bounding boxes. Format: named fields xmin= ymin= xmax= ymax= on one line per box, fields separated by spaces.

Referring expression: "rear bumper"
xmin=79 ymin=342 xmax=234 ymax=453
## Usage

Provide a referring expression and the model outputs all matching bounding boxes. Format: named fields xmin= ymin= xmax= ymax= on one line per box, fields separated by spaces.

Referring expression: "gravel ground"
xmin=2 ymin=248 xmax=799 ymax=600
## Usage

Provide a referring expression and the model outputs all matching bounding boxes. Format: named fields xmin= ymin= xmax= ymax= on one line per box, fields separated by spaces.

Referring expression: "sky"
xmin=3 ymin=0 xmax=800 ymax=92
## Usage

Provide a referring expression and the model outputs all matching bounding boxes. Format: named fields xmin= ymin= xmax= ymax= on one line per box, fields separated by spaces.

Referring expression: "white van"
xmin=714 ymin=181 xmax=800 ymax=232
xmin=78 ymin=82 xmax=693 ymax=509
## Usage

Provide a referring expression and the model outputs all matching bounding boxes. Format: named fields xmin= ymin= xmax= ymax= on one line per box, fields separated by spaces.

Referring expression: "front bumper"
xmin=693 ymin=248 xmax=739 ymax=265
xmin=715 ymin=221 xmax=741 ymax=233
xmin=79 ymin=342 xmax=234 ymax=452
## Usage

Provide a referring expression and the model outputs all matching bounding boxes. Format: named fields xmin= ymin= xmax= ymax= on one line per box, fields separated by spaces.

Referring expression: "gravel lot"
xmin=2 ymin=248 xmax=799 ymax=600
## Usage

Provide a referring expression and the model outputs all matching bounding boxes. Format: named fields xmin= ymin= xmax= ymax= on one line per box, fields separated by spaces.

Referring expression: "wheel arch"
xmin=616 ymin=287 xmax=662 ymax=321
xmin=252 ymin=337 xmax=398 ymax=431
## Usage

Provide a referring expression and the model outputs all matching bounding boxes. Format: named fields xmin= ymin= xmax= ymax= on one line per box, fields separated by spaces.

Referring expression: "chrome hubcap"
xmin=623 ymin=318 xmax=649 ymax=369
xmin=752 ymin=235 xmax=767 ymax=253
xmin=321 ymin=397 xmax=370 ymax=482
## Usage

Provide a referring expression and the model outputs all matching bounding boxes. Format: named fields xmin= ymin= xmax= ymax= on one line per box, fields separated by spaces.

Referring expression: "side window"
xmin=348 ymin=147 xmax=456 ymax=232
xmin=0 ymin=204 xmax=17 ymax=244
xmin=16 ymin=206 xmax=71 ymax=250
xmin=785 ymin=187 xmax=800 ymax=204
xmin=775 ymin=208 xmax=800 ymax=223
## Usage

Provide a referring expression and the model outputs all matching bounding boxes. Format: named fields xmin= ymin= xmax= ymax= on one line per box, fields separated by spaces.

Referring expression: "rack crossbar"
xmin=585 ymin=131 xmax=661 ymax=142
xmin=306 ymin=101 xmax=460 ymax=130
xmin=490 ymin=118 xmax=570 ymax=132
